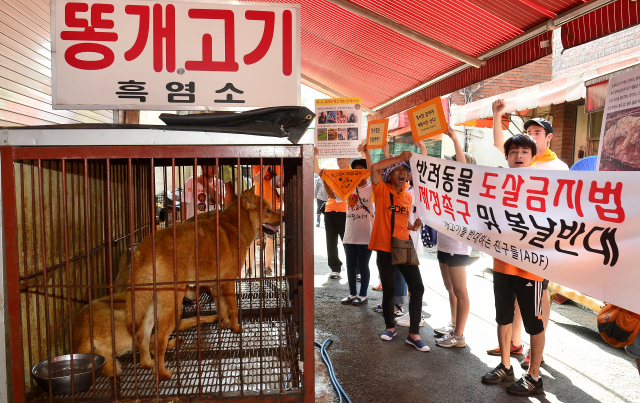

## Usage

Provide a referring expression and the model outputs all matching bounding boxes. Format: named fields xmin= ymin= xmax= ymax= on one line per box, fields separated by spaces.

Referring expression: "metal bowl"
xmin=31 ymin=354 xmax=105 ymax=396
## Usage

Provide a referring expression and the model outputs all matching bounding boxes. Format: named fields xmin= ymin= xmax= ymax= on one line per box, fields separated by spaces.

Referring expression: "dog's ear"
xmin=241 ymin=188 xmax=258 ymax=210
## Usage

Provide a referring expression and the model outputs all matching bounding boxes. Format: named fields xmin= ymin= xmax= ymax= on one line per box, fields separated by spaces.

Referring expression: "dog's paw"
xmin=140 ymin=358 xmax=155 ymax=370
xmin=155 ymin=367 xmax=173 ymax=381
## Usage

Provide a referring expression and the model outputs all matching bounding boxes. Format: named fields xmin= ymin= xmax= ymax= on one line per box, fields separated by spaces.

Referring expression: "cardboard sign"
xmin=321 ymin=169 xmax=371 ymax=201
xmin=366 ymin=119 xmax=389 ymax=149
xmin=51 ymin=0 xmax=301 ymax=110
xmin=410 ymin=152 xmax=640 ymax=313
xmin=315 ymin=98 xmax=362 ymax=158
xmin=407 ymin=97 xmax=447 ymax=142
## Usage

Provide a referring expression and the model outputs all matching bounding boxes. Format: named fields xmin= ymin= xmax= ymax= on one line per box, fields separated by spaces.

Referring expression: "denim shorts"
xmin=626 ymin=334 xmax=640 ymax=359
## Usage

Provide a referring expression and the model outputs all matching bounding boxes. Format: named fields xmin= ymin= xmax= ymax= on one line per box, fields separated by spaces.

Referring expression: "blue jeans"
xmin=344 ymin=244 xmax=372 ymax=297
xmin=394 ymin=267 xmax=408 ymax=306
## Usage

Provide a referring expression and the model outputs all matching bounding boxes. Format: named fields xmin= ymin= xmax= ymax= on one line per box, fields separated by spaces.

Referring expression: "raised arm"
xmin=383 ymin=143 xmax=390 ymax=159
xmin=415 ymin=139 xmax=427 ymax=155
xmin=370 ymin=151 xmax=412 ymax=186
xmin=492 ymin=99 xmax=506 ymax=154
xmin=444 ymin=125 xmax=466 ymax=163
xmin=358 ymin=143 xmax=373 ymax=169
xmin=314 ymin=147 xmax=320 ymax=175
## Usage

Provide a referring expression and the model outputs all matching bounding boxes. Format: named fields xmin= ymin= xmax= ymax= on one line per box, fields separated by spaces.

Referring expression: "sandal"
xmin=372 ymin=284 xmax=382 ymax=291
xmin=373 ymin=304 xmax=383 ymax=313
xmin=394 ymin=304 xmax=404 ymax=316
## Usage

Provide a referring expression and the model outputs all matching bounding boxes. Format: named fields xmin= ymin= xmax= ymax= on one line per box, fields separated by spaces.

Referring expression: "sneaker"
xmin=434 ymin=323 xmax=455 ymax=337
xmin=506 ymin=374 xmax=544 ymax=396
xmin=356 ymin=274 xmax=361 ymax=282
xmin=316 ymin=224 xmax=320 ymax=227
xmin=340 ymin=296 xmax=355 ymax=305
xmin=329 ymin=271 xmax=340 ymax=279
xmin=487 ymin=342 xmax=523 ymax=356
xmin=396 ymin=315 xmax=425 ymax=327
xmin=520 ymin=349 xmax=544 ymax=369
xmin=481 ymin=363 xmax=515 ymax=384
xmin=436 ymin=331 xmax=466 ymax=348
xmin=405 ymin=336 xmax=430 ymax=352
xmin=380 ymin=329 xmax=397 ymax=341
xmin=394 ymin=312 xmax=409 ymax=322
xmin=352 ymin=297 xmax=368 ymax=305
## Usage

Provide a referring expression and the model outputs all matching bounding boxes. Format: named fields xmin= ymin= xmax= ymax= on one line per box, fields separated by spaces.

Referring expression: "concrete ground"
xmin=312 ymin=223 xmax=640 ymax=403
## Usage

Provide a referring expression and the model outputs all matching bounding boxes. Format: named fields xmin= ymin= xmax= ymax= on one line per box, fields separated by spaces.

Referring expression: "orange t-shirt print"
xmin=368 ymin=181 xmax=412 ymax=253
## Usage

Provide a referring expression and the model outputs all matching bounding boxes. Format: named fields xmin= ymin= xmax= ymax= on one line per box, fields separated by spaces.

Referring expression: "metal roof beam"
xmin=302 ymin=74 xmax=375 ymax=115
xmin=324 ymin=0 xmax=485 ymax=69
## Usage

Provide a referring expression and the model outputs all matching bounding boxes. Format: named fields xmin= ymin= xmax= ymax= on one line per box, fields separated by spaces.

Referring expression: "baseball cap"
xmin=524 ymin=117 xmax=553 ymax=134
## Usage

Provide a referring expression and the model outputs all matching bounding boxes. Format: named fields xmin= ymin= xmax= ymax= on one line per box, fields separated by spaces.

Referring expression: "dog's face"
xmin=241 ymin=186 xmax=281 ymax=226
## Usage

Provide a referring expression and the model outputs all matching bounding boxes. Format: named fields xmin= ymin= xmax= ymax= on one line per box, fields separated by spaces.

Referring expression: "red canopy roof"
xmin=247 ymin=1 xmax=637 ymax=116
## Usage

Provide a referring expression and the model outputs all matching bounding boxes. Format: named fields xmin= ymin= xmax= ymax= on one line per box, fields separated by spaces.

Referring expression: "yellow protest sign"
xmin=321 ymin=169 xmax=371 ymax=202
xmin=407 ymin=97 xmax=447 ymax=142
xmin=366 ymin=119 xmax=389 ymax=149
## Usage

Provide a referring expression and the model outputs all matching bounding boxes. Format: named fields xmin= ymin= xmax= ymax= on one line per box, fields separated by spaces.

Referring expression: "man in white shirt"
xmin=492 ymin=99 xmax=569 ymax=171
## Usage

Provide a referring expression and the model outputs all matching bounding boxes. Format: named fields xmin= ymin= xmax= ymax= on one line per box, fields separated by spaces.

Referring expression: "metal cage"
xmin=0 ymin=133 xmax=314 ymax=403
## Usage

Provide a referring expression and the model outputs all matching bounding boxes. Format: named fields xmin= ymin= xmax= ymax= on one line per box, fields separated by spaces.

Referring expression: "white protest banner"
xmin=598 ymin=67 xmax=640 ymax=171
xmin=410 ymin=153 xmax=640 ymax=313
xmin=315 ymin=98 xmax=362 ymax=158
xmin=51 ymin=0 xmax=300 ymax=110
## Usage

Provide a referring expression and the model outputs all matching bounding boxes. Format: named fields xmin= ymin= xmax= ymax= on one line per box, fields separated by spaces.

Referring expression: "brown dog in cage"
xmin=126 ymin=187 xmax=281 ymax=380
xmin=72 ymin=293 xmax=219 ymax=377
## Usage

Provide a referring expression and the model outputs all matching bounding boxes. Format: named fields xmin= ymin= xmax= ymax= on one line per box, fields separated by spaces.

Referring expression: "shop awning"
xmin=585 ymin=60 xmax=640 ymax=113
xmin=450 ymin=73 xmax=586 ymax=126
xmin=249 ymin=0 xmax=638 ymax=117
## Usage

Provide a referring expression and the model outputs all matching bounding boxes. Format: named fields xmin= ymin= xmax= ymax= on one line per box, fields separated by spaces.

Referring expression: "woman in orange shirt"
xmin=369 ymin=151 xmax=428 ymax=352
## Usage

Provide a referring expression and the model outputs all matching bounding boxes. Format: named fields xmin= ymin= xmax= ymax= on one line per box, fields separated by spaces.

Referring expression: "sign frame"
xmin=50 ymin=0 xmax=301 ymax=110
xmin=407 ymin=97 xmax=447 ymax=142
xmin=366 ymin=118 xmax=388 ymax=149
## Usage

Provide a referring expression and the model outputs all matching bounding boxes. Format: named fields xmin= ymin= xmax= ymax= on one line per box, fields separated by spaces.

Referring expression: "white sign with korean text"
xmin=315 ymin=98 xmax=362 ymax=158
xmin=410 ymin=153 xmax=640 ymax=313
xmin=597 ymin=67 xmax=640 ymax=171
xmin=51 ymin=0 xmax=300 ymax=110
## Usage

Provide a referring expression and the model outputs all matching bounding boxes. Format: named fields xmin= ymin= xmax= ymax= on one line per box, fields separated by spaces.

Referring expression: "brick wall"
xmin=549 ymin=103 xmax=576 ymax=165
xmin=449 ymin=55 xmax=552 ymax=106
xmin=553 ymin=26 xmax=640 ymax=79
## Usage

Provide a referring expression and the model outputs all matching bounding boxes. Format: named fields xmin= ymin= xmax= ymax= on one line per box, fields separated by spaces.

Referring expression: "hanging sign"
xmin=51 ymin=0 xmax=301 ymax=110
xmin=321 ymin=169 xmax=370 ymax=201
xmin=315 ymin=98 xmax=362 ymax=158
xmin=598 ymin=67 xmax=640 ymax=171
xmin=410 ymin=152 xmax=640 ymax=313
xmin=366 ymin=118 xmax=389 ymax=149
xmin=407 ymin=97 xmax=447 ymax=142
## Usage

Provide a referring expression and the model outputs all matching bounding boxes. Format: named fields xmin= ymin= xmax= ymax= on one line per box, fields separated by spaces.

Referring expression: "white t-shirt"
xmin=182 ymin=176 xmax=225 ymax=219
xmin=406 ymin=187 xmax=424 ymax=255
xmin=533 ymin=158 xmax=569 ymax=170
xmin=437 ymin=232 xmax=471 ymax=255
xmin=341 ymin=184 xmax=374 ymax=245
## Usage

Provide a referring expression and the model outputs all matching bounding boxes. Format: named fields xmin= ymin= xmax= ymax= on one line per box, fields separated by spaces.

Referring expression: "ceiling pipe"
xmin=324 ymin=0 xmax=485 ymax=69
xmin=302 ymin=74 xmax=375 ymax=115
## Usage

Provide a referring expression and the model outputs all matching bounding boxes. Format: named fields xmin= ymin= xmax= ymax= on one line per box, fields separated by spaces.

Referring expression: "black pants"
xmin=325 ymin=211 xmax=346 ymax=272
xmin=377 ymin=251 xmax=424 ymax=334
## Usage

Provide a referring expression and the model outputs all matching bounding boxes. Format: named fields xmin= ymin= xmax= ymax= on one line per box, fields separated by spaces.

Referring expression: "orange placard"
xmin=366 ymin=119 xmax=389 ymax=149
xmin=407 ymin=97 xmax=447 ymax=142
xmin=321 ymin=169 xmax=371 ymax=201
